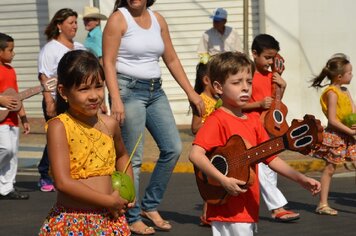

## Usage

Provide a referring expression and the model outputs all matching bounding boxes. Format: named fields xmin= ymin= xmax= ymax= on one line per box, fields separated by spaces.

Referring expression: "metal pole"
xmin=243 ymin=0 xmax=249 ymax=55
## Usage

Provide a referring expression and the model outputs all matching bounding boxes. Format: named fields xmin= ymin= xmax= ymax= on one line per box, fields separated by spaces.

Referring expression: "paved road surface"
xmin=0 ymin=172 xmax=355 ymax=236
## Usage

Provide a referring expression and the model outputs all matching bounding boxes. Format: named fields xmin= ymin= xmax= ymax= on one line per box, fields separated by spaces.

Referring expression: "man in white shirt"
xmin=197 ymin=8 xmax=243 ymax=56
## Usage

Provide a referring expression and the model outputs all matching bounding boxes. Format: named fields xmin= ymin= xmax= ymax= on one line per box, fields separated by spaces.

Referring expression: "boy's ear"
xmin=252 ymin=49 xmax=258 ymax=59
xmin=213 ymin=81 xmax=223 ymax=95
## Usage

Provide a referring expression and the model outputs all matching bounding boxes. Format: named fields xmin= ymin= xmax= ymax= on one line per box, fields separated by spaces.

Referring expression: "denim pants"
xmin=37 ymin=100 xmax=52 ymax=181
xmin=117 ymin=74 xmax=182 ymax=224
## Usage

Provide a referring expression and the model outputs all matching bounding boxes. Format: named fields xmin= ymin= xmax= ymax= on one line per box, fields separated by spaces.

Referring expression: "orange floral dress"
xmin=309 ymin=86 xmax=356 ymax=164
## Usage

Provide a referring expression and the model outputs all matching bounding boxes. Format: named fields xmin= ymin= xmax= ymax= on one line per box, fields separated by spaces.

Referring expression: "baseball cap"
xmin=210 ymin=8 xmax=227 ymax=21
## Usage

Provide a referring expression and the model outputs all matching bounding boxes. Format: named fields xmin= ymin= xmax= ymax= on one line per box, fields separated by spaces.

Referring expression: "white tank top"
xmin=116 ymin=8 xmax=164 ymax=79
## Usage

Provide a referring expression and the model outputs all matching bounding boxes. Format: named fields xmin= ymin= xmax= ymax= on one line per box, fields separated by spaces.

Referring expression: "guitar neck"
xmin=242 ymin=136 xmax=286 ymax=165
xmin=272 ymin=83 xmax=282 ymax=101
xmin=18 ymin=86 xmax=43 ymax=101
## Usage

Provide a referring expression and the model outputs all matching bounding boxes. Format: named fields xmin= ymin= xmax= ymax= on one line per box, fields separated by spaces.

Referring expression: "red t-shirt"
xmin=249 ymin=71 xmax=273 ymax=117
xmin=193 ymin=109 xmax=276 ymax=223
xmin=0 ymin=64 xmax=19 ymax=126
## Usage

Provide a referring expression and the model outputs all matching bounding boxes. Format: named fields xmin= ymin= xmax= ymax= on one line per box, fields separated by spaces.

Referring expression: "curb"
xmin=142 ymin=159 xmax=329 ymax=174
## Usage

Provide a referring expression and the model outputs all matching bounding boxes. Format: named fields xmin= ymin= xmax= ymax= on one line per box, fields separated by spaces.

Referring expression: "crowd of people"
xmin=0 ymin=1 xmax=355 ymax=235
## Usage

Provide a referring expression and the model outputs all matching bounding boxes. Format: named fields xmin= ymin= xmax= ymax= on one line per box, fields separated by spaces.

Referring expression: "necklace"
xmin=66 ymin=112 xmax=111 ymax=163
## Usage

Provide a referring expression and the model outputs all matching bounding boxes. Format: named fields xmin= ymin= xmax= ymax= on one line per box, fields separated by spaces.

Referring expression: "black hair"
xmin=194 ymin=62 xmax=208 ymax=94
xmin=45 ymin=8 xmax=78 ymax=41
xmin=208 ymin=52 xmax=254 ymax=85
xmin=56 ymin=50 xmax=105 ymax=114
xmin=310 ymin=53 xmax=350 ymax=88
xmin=113 ymin=0 xmax=155 ymax=12
xmin=0 ymin=32 xmax=14 ymax=50
xmin=251 ymin=34 xmax=280 ymax=55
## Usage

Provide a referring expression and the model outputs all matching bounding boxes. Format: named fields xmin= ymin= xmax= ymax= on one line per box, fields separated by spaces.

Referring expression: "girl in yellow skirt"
xmin=38 ymin=50 xmax=133 ymax=235
xmin=310 ymin=53 xmax=356 ymax=216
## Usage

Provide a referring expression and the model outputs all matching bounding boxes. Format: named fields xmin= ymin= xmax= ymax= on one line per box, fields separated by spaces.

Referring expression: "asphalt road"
xmin=0 ymin=172 xmax=355 ymax=236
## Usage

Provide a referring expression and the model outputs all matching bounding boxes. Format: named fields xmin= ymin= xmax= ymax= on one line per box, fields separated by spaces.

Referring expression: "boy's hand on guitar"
xmin=0 ymin=95 xmax=18 ymax=110
xmin=260 ymin=97 xmax=273 ymax=110
xmin=299 ymin=177 xmax=321 ymax=196
xmin=221 ymin=176 xmax=247 ymax=196
xmin=272 ymin=73 xmax=287 ymax=89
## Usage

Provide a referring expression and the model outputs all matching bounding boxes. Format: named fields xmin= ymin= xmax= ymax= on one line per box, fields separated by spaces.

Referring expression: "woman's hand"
xmin=188 ymin=92 xmax=205 ymax=117
xmin=110 ymin=98 xmax=125 ymax=126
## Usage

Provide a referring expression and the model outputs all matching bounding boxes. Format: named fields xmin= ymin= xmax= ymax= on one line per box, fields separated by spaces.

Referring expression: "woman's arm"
xmin=39 ymin=73 xmax=56 ymax=118
xmin=191 ymin=114 xmax=203 ymax=135
xmin=155 ymin=12 xmax=204 ymax=117
xmin=102 ymin=11 xmax=126 ymax=124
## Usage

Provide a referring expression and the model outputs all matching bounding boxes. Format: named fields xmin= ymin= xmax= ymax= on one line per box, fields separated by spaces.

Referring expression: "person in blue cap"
xmin=197 ymin=7 xmax=243 ymax=57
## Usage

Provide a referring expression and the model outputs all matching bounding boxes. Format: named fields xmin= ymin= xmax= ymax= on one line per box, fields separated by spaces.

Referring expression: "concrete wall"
xmin=260 ymin=0 xmax=356 ymax=126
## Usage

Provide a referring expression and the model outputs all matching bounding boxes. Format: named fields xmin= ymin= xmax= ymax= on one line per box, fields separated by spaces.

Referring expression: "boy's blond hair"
xmin=207 ymin=52 xmax=254 ymax=85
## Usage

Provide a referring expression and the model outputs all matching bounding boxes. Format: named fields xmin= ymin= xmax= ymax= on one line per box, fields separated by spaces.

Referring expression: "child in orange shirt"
xmin=242 ymin=34 xmax=299 ymax=222
xmin=189 ymin=51 xmax=320 ymax=236
xmin=0 ymin=32 xmax=30 ymax=200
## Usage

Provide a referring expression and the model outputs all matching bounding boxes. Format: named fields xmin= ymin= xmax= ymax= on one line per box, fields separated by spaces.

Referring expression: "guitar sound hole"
xmin=273 ymin=110 xmax=283 ymax=124
xmin=211 ymin=155 xmax=228 ymax=175
xmin=291 ymin=124 xmax=308 ymax=138
xmin=294 ymin=135 xmax=313 ymax=147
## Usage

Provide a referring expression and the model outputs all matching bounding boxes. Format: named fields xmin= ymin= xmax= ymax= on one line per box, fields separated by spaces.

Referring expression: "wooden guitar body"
xmin=263 ymin=53 xmax=289 ymax=136
xmin=194 ymin=135 xmax=256 ymax=205
xmin=263 ymin=99 xmax=289 ymax=137
xmin=194 ymin=114 xmax=323 ymax=205
xmin=0 ymin=78 xmax=57 ymax=122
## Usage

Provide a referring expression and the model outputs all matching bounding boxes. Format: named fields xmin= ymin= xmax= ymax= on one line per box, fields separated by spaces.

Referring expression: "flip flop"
xmin=141 ymin=211 xmax=172 ymax=231
xmin=272 ymin=210 xmax=300 ymax=222
xmin=129 ymin=221 xmax=155 ymax=235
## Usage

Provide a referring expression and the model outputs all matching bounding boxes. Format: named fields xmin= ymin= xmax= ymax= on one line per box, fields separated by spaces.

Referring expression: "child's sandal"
xmin=315 ymin=204 xmax=338 ymax=216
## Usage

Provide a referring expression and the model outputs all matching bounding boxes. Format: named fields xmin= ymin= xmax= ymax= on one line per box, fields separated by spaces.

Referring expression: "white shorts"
xmin=211 ymin=221 xmax=256 ymax=236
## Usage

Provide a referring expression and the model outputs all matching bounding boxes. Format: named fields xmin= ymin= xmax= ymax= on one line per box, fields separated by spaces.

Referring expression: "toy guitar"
xmin=194 ymin=114 xmax=323 ymax=205
xmin=0 ymin=78 xmax=57 ymax=122
xmin=261 ymin=53 xmax=289 ymax=137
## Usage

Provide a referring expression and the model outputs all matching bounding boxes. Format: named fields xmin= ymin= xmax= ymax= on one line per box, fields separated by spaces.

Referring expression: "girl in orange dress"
xmin=310 ymin=53 xmax=356 ymax=216
xmin=38 ymin=50 xmax=133 ymax=235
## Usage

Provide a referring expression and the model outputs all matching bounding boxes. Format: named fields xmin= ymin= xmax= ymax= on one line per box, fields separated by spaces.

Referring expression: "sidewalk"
xmin=18 ymin=118 xmax=350 ymax=174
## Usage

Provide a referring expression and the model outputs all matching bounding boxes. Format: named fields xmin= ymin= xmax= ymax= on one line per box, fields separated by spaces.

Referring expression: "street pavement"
xmin=1 ymin=118 xmax=355 ymax=235
xmin=0 ymin=172 xmax=356 ymax=236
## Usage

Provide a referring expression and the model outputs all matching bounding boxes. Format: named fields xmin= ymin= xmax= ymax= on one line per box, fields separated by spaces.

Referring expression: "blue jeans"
xmin=117 ymin=74 xmax=182 ymax=224
xmin=37 ymin=100 xmax=53 ymax=181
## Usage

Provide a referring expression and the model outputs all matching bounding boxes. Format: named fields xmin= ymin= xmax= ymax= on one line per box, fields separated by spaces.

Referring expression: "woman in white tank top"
xmin=103 ymin=0 xmax=204 ymax=234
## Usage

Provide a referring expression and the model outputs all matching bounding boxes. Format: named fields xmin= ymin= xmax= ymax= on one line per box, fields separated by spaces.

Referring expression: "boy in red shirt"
xmin=0 ymin=32 xmax=30 ymax=200
xmin=189 ymin=52 xmax=320 ymax=236
xmin=243 ymin=34 xmax=300 ymax=222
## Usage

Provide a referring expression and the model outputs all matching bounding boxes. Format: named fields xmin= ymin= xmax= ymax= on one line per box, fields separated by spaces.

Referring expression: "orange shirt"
xmin=0 ymin=64 xmax=19 ymax=126
xmin=193 ymin=109 xmax=275 ymax=223
xmin=249 ymin=71 xmax=273 ymax=117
